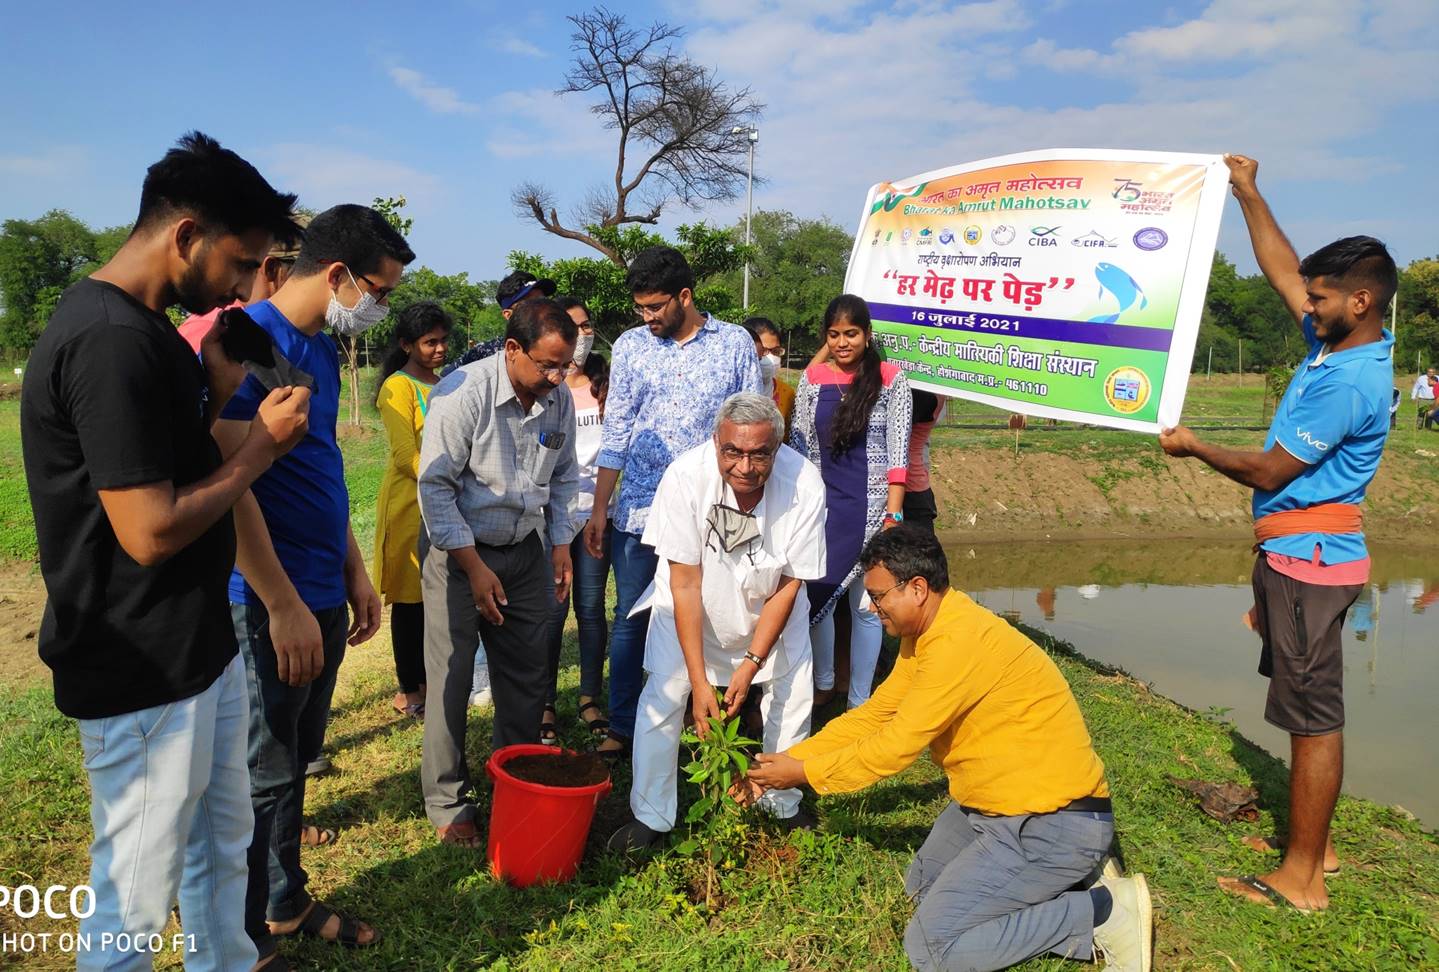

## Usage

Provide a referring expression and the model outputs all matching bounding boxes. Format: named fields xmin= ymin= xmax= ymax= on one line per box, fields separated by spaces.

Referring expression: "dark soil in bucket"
xmin=504 ymin=752 xmax=610 ymax=787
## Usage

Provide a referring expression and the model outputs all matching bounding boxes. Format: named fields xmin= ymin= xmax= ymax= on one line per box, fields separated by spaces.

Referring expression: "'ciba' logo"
xmin=1295 ymin=428 xmax=1329 ymax=451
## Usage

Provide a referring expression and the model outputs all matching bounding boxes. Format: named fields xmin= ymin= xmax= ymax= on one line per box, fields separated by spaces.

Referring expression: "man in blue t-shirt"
xmin=1160 ymin=154 xmax=1396 ymax=915
xmin=213 ymin=204 xmax=414 ymax=963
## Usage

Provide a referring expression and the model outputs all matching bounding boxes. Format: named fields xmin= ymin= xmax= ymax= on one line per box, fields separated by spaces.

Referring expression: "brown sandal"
xmin=299 ymin=824 xmax=337 ymax=847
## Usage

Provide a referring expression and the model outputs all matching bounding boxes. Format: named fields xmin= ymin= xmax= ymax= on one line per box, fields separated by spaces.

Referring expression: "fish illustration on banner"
xmin=1089 ymin=263 xmax=1149 ymax=324
xmin=843 ymin=148 xmax=1230 ymax=433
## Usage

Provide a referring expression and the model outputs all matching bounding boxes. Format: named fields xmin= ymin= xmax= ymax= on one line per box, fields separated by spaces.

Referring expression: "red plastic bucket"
xmin=485 ymin=744 xmax=612 ymax=886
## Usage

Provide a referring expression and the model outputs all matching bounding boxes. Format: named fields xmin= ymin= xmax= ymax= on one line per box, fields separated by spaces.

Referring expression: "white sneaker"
xmin=469 ymin=688 xmax=493 ymax=708
xmin=1092 ymin=873 xmax=1153 ymax=972
xmin=1088 ymin=853 xmax=1125 ymax=886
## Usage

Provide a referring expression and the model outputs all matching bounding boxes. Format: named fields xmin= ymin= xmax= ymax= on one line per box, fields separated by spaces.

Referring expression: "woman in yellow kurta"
xmin=375 ymin=302 xmax=452 ymax=717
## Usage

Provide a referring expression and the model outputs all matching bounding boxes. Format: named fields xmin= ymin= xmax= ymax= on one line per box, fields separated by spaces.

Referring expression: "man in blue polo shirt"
xmin=1160 ymin=154 xmax=1396 ymax=914
xmin=212 ymin=204 xmax=414 ymax=965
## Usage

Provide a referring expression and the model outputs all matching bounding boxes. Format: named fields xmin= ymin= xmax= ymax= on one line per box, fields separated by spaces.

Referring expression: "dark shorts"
xmin=1250 ymin=555 xmax=1361 ymax=736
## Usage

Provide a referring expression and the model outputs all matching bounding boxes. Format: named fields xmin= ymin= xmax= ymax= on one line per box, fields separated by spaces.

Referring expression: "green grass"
xmin=2 ymin=618 xmax=1435 ymax=970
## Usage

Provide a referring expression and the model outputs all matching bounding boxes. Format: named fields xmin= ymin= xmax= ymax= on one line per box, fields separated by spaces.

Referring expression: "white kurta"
xmin=633 ymin=440 xmax=828 ymax=684
xmin=628 ymin=440 xmax=827 ymax=831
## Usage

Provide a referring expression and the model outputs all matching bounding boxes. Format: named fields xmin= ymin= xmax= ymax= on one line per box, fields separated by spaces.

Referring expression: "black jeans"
xmin=233 ymin=601 xmax=348 ymax=949
xmin=391 ymin=601 xmax=425 ymax=693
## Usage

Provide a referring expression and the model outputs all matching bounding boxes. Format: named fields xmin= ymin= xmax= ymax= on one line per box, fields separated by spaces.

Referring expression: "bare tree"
xmin=512 ymin=7 xmax=763 ymax=267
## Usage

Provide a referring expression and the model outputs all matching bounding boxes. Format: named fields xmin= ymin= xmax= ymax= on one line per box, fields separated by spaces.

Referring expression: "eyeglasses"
xmin=633 ymin=294 xmax=677 ymax=320
xmin=865 ymin=580 xmax=908 ymax=613
xmin=352 ymin=270 xmax=394 ymax=302
xmin=718 ymin=445 xmax=775 ymax=465
xmin=523 ymin=348 xmax=568 ymax=379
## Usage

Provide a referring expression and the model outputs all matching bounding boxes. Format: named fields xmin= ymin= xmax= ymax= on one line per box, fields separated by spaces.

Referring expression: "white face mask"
xmin=326 ymin=269 xmax=390 ymax=336
xmin=573 ymin=331 xmax=595 ymax=366
xmin=758 ymin=353 xmax=780 ymax=381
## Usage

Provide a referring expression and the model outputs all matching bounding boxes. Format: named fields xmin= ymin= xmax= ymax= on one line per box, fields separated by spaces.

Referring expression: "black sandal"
xmin=578 ymin=700 xmax=610 ymax=740
xmin=540 ymin=707 xmax=559 ymax=746
xmin=276 ymin=899 xmax=380 ymax=947
xmin=1222 ymin=875 xmax=1316 ymax=913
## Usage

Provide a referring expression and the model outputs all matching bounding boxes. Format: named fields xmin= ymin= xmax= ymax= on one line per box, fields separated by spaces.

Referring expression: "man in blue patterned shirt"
xmin=583 ymin=246 xmax=762 ymax=757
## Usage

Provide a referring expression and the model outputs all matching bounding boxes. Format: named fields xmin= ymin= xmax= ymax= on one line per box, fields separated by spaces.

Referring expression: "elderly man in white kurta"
xmin=608 ymin=392 xmax=827 ymax=851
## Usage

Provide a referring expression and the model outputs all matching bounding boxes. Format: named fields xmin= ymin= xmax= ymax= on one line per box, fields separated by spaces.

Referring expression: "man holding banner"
xmin=1160 ymin=154 xmax=1397 ymax=913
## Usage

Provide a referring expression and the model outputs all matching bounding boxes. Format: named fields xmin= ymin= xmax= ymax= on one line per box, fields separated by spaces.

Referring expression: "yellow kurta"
xmin=374 ymin=371 xmax=433 ymax=604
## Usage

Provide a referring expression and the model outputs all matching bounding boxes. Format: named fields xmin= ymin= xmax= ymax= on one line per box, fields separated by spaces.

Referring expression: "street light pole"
xmin=733 ymin=126 xmax=759 ymax=309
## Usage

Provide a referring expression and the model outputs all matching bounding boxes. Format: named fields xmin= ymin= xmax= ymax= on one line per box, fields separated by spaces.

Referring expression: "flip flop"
xmin=578 ymin=700 xmax=610 ymax=740
xmin=274 ymin=900 xmax=379 ymax=947
xmin=1241 ymin=834 xmax=1341 ymax=874
xmin=1219 ymin=874 xmax=1317 ymax=913
xmin=393 ymin=700 xmax=425 ymax=718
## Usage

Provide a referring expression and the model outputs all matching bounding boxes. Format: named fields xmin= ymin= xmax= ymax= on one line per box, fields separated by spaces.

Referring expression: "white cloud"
xmin=258 ymin=144 xmax=443 ymax=210
xmin=499 ymin=36 xmax=547 ymax=57
xmin=0 ymin=146 xmax=88 ymax=179
xmin=387 ymin=66 xmax=481 ymax=115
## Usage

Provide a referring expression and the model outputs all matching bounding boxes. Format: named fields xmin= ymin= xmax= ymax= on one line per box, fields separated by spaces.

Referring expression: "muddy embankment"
xmin=929 ymin=445 xmax=1439 ymax=545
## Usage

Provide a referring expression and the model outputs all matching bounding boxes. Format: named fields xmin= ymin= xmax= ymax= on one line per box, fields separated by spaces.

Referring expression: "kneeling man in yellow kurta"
xmin=745 ymin=525 xmax=1153 ymax=972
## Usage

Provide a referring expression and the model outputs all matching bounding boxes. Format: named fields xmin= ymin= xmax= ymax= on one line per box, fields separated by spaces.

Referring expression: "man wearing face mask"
xmin=210 ymin=204 xmax=414 ymax=961
xmin=744 ymin=316 xmax=795 ymax=439
xmin=608 ymin=392 xmax=825 ymax=851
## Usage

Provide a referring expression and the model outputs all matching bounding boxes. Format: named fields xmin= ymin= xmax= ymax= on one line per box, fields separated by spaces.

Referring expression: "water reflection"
xmin=947 ymin=539 xmax=1439 ymax=828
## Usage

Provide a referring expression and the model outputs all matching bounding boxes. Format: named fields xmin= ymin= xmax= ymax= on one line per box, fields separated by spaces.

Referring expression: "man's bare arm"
xmin=1225 ymin=154 xmax=1308 ymax=325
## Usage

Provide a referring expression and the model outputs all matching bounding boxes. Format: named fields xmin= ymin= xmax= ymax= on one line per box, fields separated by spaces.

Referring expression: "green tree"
xmin=1397 ymin=257 xmax=1439 ymax=374
xmin=508 ymin=221 xmax=744 ymax=344
xmin=0 ymin=210 xmax=104 ymax=353
xmin=711 ymin=210 xmax=852 ymax=361
xmin=386 ymin=267 xmax=499 ymax=352
xmin=372 ymin=195 xmax=413 ymax=236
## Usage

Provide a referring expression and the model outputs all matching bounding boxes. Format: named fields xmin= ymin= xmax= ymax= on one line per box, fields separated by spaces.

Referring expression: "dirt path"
xmin=0 ymin=561 xmax=47 ymax=688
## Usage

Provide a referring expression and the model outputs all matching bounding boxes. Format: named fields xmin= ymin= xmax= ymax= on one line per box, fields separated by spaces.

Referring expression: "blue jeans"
xmin=546 ymin=529 xmax=612 ymax=704
xmin=606 ymin=528 xmax=658 ymax=740
xmin=903 ymin=802 xmax=1112 ymax=971
xmin=232 ymin=602 xmax=348 ymax=949
xmin=76 ymin=654 xmax=256 ymax=972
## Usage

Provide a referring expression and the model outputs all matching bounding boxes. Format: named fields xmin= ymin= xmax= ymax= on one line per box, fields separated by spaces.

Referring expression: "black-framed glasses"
xmin=352 ymin=270 xmax=394 ymax=301
xmin=865 ymin=580 xmax=908 ymax=612
xmin=633 ymin=293 xmax=677 ymax=320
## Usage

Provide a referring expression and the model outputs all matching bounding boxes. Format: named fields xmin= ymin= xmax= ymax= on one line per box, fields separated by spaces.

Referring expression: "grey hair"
xmin=714 ymin=391 xmax=784 ymax=444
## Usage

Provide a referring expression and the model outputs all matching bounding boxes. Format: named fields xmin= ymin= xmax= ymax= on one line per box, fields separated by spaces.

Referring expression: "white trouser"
xmin=810 ymin=581 xmax=883 ymax=708
xmin=631 ymin=653 xmax=814 ymax=832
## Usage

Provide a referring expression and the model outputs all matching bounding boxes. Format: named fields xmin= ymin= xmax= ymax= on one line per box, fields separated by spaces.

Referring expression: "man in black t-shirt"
xmin=20 ymin=132 xmax=306 ymax=972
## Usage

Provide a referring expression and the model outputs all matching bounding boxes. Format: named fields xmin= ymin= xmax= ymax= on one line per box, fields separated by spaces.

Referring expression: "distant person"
xmin=1161 ymin=153 xmax=1396 ymax=913
xmin=441 ymin=271 xmax=556 ymax=376
xmin=904 ymin=389 xmax=949 ymax=534
xmin=374 ymin=302 xmax=453 ymax=719
xmin=543 ymin=296 xmax=613 ymax=742
xmin=610 ymin=393 xmax=825 ymax=851
xmin=743 ymin=316 xmax=796 ymax=437
xmin=1389 ymin=386 xmax=1401 ymax=430
xmin=214 ymin=203 xmax=415 ymax=957
xmin=20 ymin=131 xmax=307 ymax=972
xmin=417 ymin=298 xmax=579 ymax=846
xmin=745 ymin=527 xmax=1149 ymax=972
xmin=584 ymin=246 xmax=761 ymax=759
xmin=1412 ymin=367 xmax=1436 ymax=429
xmin=789 ymin=294 xmax=911 ymax=709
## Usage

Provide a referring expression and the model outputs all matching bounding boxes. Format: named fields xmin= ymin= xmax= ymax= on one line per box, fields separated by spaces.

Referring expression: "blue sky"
xmin=3 ymin=0 xmax=1436 ymax=287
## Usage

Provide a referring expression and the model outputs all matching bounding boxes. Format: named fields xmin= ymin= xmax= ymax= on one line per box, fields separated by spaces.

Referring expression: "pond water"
xmin=945 ymin=538 xmax=1439 ymax=827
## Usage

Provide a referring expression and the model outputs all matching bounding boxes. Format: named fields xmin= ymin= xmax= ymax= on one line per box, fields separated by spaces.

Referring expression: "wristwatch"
xmin=884 ymin=511 xmax=905 ymax=523
xmin=743 ymin=651 xmax=767 ymax=669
